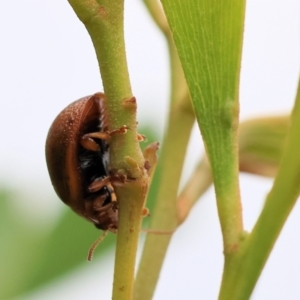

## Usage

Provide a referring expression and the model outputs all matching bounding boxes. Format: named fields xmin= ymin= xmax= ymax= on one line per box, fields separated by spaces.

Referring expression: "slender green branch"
xmin=68 ymin=1 xmax=147 ymax=299
xmin=134 ymin=2 xmax=195 ymax=299
xmin=177 ymin=157 xmax=212 ymax=225
xmin=134 ymin=102 xmax=194 ymax=300
xmin=219 ymin=76 xmax=300 ymax=300
xmin=143 ymin=0 xmax=169 ymax=36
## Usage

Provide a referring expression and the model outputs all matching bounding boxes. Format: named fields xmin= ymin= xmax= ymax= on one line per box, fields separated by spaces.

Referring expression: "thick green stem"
xmin=68 ymin=0 xmax=143 ymax=170
xmin=112 ymin=180 xmax=148 ymax=300
xmin=219 ymin=76 xmax=300 ymax=299
xmin=68 ymin=1 xmax=147 ymax=299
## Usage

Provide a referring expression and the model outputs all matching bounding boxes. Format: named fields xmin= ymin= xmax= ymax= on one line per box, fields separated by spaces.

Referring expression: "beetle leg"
xmin=80 ymin=135 xmax=101 ymax=151
xmin=81 ymin=125 xmax=129 ymax=148
xmin=84 ymin=194 xmax=117 ymax=220
xmin=90 ymin=182 xmax=116 ymax=212
xmin=95 ymin=201 xmax=117 ymax=214
xmin=108 ymin=125 xmax=129 ymax=136
xmin=82 ymin=131 xmax=111 ymax=142
xmin=88 ymin=177 xmax=111 ymax=193
xmin=92 ymin=194 xmax=107 ymax=211
xmin=106 ymin=183 xmax=117 ymax=202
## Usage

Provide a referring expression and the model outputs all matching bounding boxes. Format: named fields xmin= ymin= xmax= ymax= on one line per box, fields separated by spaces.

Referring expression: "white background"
xmin=1 ymin=0 xmax=300 ymax=299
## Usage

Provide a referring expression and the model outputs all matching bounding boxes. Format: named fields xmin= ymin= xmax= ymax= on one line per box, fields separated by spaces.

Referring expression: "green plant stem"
xmin=134 ymin=101 xmax=194 ymax=300
xmin=143 ymin=0 xmax=169 ymax=36
xmin=68 ymin=1 xmax=147 ymax=299
xmin=68 ymin=0 xmax=143 ymax=169
xmin=134 ymin=3 xmax=195 ymax=298
xmin=219 ymin=76 xmax=300 ymax=300
xmin=177 ymin=157 xmax=212 ymax=225
xmin=112 ymin=180 xmax=148 ymax=299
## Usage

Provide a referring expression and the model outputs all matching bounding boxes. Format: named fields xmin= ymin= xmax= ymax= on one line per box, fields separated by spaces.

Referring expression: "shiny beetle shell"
xmin=45 ymin=93 xmax=118 ymax=231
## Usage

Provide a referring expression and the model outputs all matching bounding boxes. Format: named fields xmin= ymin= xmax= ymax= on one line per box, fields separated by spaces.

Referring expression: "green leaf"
xmin=161 ymin=0 xmax=246 ymax=252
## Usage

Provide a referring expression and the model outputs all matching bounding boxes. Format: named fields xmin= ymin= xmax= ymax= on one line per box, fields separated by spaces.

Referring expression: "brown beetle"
xmin=45 ymin=93 xmax=119 ymax=232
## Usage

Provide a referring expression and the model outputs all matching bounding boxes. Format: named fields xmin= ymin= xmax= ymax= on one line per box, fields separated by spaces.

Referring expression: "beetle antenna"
xmin=87 ymin=230 xmax=108 ymax=261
